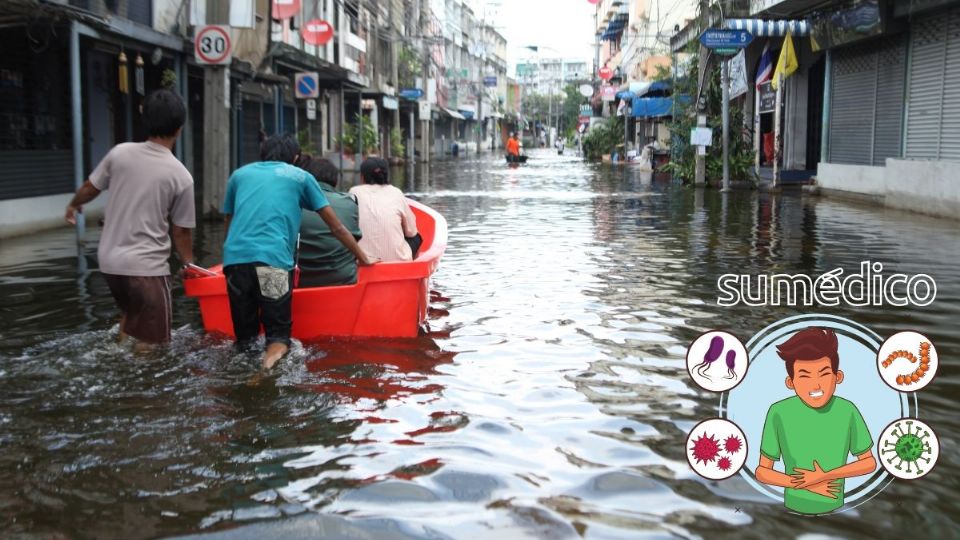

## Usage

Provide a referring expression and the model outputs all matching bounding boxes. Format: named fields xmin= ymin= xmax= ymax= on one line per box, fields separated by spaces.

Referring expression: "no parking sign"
xmin=295 ymin=72 xmax=319 ymax=99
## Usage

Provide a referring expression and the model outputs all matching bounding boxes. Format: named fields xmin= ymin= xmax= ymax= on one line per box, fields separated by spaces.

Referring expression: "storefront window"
xmin=0 ymin=28 xmax=71 ymax=151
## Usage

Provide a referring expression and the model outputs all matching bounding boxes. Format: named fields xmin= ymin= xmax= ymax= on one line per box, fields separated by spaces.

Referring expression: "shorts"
xmin=223 ymin=263 xmax=293 ymax=348
xmin=102 ymin=273 xmax=172 ymax=344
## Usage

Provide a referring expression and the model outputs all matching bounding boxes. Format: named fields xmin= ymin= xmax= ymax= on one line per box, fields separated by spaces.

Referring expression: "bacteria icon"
xmin=686 ymin=418 xmax=748 ymax=480
xmin=877 ymin=418 xmax=939 ymax=480
xmin=877 ymin=332 xmax=939 ymax=392
xmin=686 ymin=331 xmax=749 ymax=393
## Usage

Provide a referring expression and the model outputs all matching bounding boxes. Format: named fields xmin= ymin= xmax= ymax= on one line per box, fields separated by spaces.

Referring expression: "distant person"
xmin=349 ymin=157 xmax=420 ymax=262
xmin=296 ymin=156 xmax=363 ymax=287
xmin=64 ymin=89 xmax=197 ymax=350
xmin=222 ymin=134 xmax=374 ymax=370
xmin=506 ymin=132 xmax=521 ymax=159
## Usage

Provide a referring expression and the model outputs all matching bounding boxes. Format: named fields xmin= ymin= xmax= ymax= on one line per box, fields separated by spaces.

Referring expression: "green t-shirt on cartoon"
xmin=760 ymin=395 xmax=873 ymax=514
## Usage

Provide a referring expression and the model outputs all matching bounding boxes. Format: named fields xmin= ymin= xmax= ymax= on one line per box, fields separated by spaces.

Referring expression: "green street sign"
xmin=715 ymin=47 xmax=739 ymax=56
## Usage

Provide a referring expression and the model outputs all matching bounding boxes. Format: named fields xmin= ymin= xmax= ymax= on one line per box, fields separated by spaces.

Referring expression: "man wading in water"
xmin=221 ymin=134 xmax=376 ymax=369
xmin=65 ymin=89 xmax=199 ymax=351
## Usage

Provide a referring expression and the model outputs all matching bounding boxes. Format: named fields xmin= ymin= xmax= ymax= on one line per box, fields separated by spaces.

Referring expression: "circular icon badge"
xmin=686 ymin=418 xmax=748 ymax=480
xmin=876 ymin=331 xmax=938 ymax=392
xmin=686 ymin=330 xmax=749 ymax=392
xmin=877 ymin=418 xmax=939 ymax=480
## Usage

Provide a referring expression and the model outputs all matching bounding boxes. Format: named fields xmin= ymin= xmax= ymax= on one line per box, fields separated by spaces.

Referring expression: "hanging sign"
xmin=302 ymin=19 xmax=334 ymax=46
xmin=578 ymin=84 xmax=594 ymax=97
xmin=598 ymin=66 xmax=613 ymax=80
xmin=601 ymin=85 xmax=616 ymax=101
xmin=272 ymin=0 xmax=301 ymax=20
xmin=728 ymin=50 xmax=748 ymax=100
xmin=691 ymin=127 xmax=713 ymax=146
xmin=758 ymin=81 xmax=776 ymax=113
xmin=194 ymin=25 xmax=232 ymax=65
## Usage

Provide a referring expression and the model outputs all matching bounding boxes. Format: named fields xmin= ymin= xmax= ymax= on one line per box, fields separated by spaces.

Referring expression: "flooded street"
xmin=1 ymin=150 xmax=959 ymax=539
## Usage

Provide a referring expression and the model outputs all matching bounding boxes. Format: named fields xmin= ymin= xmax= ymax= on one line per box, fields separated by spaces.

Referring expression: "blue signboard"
xmin=699 ymin=29 xmax=753 ymax=50
xmin=399 ymin=88 xmax=424 ymax=100
xmin=483 ymin=76 xmax=497 ymax=87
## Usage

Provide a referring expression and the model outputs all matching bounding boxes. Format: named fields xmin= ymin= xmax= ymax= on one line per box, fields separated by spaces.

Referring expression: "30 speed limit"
xmin=195 ymin=25 xmax=232 ymax=65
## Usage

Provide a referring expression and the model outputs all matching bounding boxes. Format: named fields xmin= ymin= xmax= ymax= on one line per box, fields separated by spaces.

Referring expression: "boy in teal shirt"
xmin=754 ymin=327 xmax=876 ymax=514
xmin=222 ymin=135 xmax=374 ymax=369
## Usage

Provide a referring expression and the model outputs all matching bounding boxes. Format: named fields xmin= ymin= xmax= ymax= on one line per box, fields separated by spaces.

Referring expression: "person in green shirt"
xmin=296 ymin=156 xmax=363 ymax=287
xmin=755 ymin=327 xmax=877 ymax=514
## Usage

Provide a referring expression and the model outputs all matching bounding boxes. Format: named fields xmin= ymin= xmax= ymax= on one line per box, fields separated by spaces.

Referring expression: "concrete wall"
xmin=1 ymin=193 xmax=106 ymax=238
xmin=817 ymin=159 xmax=960 ymax=219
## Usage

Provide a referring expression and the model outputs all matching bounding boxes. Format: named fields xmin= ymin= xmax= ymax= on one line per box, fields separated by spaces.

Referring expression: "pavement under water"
xmin=0 ymin=149 xmax=958 ymax=539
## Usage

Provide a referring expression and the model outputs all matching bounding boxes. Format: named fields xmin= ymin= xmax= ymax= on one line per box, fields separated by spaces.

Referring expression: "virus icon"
xmin=724 ymin=435 xmax=743 ymax=454
xmin=880 ymin=420 xmax=935 ymax=477
xmin=690 ymin=432 xmax=721 ymax=465
xmin=717 ymin=456 xmax=732 ymax=471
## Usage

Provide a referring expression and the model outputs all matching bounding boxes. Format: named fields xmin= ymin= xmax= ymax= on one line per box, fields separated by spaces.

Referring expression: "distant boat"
xmin=184 ymin=200 xmax=447 ymax=339
xmin=506 ymin=154 xmax=528 ymax=164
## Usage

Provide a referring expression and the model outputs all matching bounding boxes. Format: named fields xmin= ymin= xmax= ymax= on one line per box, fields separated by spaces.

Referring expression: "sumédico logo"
xmin=716 ymin=262 xmax=936 ymax=307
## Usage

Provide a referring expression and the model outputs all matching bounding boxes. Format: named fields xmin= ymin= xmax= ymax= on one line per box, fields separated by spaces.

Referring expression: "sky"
xmin=472 ymin=0 xmax=598 ymax=73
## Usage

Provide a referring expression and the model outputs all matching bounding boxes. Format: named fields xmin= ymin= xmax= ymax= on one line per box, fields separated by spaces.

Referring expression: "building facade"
xmin=0 ymin=0 xmax=510 ymax=237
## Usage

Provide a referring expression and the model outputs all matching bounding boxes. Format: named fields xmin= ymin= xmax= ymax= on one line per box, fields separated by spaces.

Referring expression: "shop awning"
xmin=601 ymin=6 xmax=629 ymax=41
xmin=724 ymin=18 xmax=810 ymax=37
xmin=632 ymin=96 xmax=690 ymax=118
xmin=458 ymin=109 xmax=475 ymax=120
xmin=442 ymin=107 xmax=466 ymax=120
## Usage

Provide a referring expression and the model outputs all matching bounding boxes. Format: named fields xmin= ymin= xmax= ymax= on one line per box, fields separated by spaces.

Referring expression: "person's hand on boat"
xmin=358 ymin=253 xmax=380 ymax=266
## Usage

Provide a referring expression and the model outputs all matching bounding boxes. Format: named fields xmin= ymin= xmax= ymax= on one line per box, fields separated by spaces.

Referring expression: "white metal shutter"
xmin=905 ymin=7 xmax=960 ymax=161
xmin=828 ymin=36 xmax=906 ymax=166
xmin=830 ymin=45 xmax=876 ymax=165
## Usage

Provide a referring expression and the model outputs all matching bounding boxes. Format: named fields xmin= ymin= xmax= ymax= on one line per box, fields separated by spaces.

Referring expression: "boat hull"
xmin=184 ymin=200 xmax=448 ymax=339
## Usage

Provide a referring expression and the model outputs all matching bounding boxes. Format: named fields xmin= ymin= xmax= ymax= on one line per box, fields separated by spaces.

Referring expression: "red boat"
xmin=184 ymin=199 xmax=447 ymax=339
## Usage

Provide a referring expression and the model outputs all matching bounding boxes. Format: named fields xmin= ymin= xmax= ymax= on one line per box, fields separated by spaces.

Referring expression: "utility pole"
xmin=420 ymin=0 xmax=430 ymax=162
xmin=721 ymin=57 xmax=730 ymax=191
xmin=203 ymin=0 xmax=231 ymax=216
xmin=694 ymin=0 xmax=709 ymax=186
xmin=389 ymin=0 xmax=400 ymax=158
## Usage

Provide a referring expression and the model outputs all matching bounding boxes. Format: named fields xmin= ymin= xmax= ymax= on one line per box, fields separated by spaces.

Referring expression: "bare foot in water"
xmin=261 ymin=342 xmax=289 ymax=370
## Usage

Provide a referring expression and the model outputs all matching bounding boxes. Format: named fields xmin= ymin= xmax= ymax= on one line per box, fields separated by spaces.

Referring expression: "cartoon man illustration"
xmin=754 ymin=327 xmax=877 ymax=514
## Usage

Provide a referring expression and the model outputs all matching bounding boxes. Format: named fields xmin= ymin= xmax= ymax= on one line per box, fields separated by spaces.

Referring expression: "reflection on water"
xmin=1 ymin=149 xmax=959 ymax=538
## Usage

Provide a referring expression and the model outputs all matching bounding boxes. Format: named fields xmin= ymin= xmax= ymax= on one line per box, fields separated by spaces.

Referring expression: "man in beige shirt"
xmin=65 ymin=89 xmax=197 ymax=348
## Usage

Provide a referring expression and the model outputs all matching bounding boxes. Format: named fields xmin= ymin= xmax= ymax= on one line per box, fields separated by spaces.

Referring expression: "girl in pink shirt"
xmin=349 ymin=158 xmax=419 ymax=261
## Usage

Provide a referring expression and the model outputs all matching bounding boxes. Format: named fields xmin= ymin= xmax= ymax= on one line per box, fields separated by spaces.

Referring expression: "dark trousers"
xmin=223 ymin=263 xmax=293 ymax=348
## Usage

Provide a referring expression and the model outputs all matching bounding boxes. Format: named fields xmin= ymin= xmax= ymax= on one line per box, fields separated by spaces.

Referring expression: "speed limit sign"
xmin=195 ymin=25 xmax=232 ymax=65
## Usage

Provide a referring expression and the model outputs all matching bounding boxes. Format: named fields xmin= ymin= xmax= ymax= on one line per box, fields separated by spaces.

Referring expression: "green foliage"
xmin=581 ymin=116 xmax=623 ymax=161
xmin=398 ymin=46 xmax=422 ymax=89
xmin=562 ymin=83 xmax=586 ymax=135
xmin=160 ymin=69 xmax=177 ymax=90
xmin=650 ymin=63 xmax=671 ymax=83
xmin=335 ymin=114 xmax=379 ymax=155
xmin=665 ymin=45 xmax=757 ymax=184
xmin=390 ymin=126 xmax=405 ymax=158
xmin=297 ymin=128 xmax=319 ymax=156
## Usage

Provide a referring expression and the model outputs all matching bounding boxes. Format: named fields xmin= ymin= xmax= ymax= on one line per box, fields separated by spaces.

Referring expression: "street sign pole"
xmin=722 ymin=58 xmax=730 ymax=192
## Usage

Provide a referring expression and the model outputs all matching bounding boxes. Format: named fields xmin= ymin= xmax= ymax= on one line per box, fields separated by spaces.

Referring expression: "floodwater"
xmin=1 ymin=149 xmax=958 ymax=539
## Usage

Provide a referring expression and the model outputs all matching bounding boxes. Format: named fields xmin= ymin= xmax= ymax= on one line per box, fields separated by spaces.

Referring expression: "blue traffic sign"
xmin=297 ymin=77 xmax=316 ymax=96
xmin=699 ymin=29 xmax=753 ymax=50
xmin=399 ymin=88 xmax=424 ymax=100
xmin=294 ymin=72 xmax=319 ymax=99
